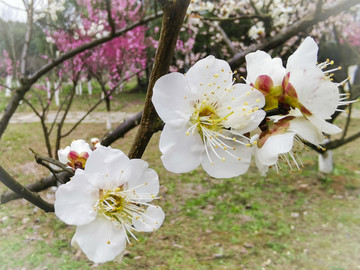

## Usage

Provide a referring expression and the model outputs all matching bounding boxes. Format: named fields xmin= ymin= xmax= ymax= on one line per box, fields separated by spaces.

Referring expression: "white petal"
xmin=254 ymin=157 xmax=269 ymax=176
xmin=185 ymin=55 xmax=233 ymax=94
xmin=72 ymin=217 xmax=127 ymax=263
xmin=159 ymin=120 xmax=203 ymax=173
xmin=233 ymin=110 xmax=266 ymax=134
xmin=58 ymin=146 xmax=70 ymax=164
xmin=152 ymin=72 xmax=194 ymax=123
xmin=256 ymin=132 xmax=295 ymax=166
xmin=287 ymin=37 xmax=318 ymax=71
xmin=132 ymin=205 xmax=165 ymax=232
xmin=289 ymin=67 xmax=339 ymax=119
xmin=55 ymin=172 xmax=98 ymax=226
xmin=70 ymin=139 xmax=92 ymax=154
xmin=307 ymin=115 xmax=342 ymax=135
xmin=221 ymin=84 xmax=265 ymax=133
xmin=201 ymin=137 xmax=251 ymax=178
xmin=127 ymin=159 xmax=160 ymax=202
xmin=245 ymin=50 xmax=285 ymax=85
xmin=289 ymin=117 xmax=324 ymax=145
xmin=85 ymin=146 xmax=131 ymax=190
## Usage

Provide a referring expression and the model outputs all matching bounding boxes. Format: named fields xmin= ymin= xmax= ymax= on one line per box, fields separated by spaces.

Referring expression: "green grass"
xmin=0 ymin=94 xmax=360 ymax=269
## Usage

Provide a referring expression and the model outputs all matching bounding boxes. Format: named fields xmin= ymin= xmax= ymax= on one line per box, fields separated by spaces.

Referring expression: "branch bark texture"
xmin=128 ymin=0 xmax=190 ymax=159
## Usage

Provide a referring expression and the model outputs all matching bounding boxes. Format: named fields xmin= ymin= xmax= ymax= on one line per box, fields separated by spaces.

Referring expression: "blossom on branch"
xmin=246 ymin=37 xmax=345 ymax=173
xmin=58 ymin=139 xmax=92 ymax=170
xmin=55 ymin=146 xmax=165 ymax=263
xmin=152 ymin=56 xmax=265 ymax=178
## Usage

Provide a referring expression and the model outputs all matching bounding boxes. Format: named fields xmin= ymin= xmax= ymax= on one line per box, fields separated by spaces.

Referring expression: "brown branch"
xmin=105 ymin=0 xmax=116 ymax=35
xmin=0 ymin=165 xmax=54 ymax=212
xmin=204 ymin=14 xmax=268 ymax=21
xmin=102 ymin=111 xmax=143 ymax=146
xmin=205 ymin=21 xmax=236 ymax=56
xmin=228 ymin=0 xmax=359 ymax=69
xmin=1 ymin=171 xmax=71 ymax=204
xmin=20 ymin=0 xmax=33 ymax=77
xmin=30 ymin=149 xmax=74 ymax=175
xmin=128 ymin=0 xmax=190 ymax=159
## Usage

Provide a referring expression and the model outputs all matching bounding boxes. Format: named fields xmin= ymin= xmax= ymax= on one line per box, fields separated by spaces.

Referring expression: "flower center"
xmin=191 ymin=101 xmax=222 ymax=131
xmin=97 ymin=187 xmax=136 ymax=224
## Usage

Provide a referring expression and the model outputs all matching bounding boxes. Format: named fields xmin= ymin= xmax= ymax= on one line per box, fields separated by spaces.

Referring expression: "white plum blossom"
xmin=152 ymin=55 xmax=265 ymax=178
xmin=55 ymin=145 xmax=165 ymax=263
xmin=58 ymin=139 xmax=92 ymax=170
xmin=248 ymin=21 xmax=265 ymax=40
xmin=246 ymin=37 xmax=345 ymax=173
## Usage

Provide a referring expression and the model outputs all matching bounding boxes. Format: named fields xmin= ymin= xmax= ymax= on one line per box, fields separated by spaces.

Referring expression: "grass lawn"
xmin=0 ymin=92 xmax=359 ymax=269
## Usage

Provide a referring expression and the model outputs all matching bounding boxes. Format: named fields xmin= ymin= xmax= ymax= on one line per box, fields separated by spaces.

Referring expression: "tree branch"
xmin=128 ymin=0 xmax=190 ymax=159
xmin=1 ymin=171 xmax=71 ymax=204
xmin=20 ymin=0 xmax=33 ymax=77
xmin=105 ymin=0 xmax=116 ymax=35
xmin=0 ymin=165 xmax=54 ymax=212
xmin=102 ymin=111 xmax=143 ymax=146
xmin=228 ymin=0 xmax=359 ymax=69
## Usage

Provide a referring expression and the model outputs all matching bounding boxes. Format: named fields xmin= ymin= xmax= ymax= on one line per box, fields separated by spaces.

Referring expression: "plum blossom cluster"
xmin=153 ymin=37 xmax=347 ymax=178
xmin=55 ymin=145 xmax=164 ymax=263
xmin=53 ymin=36 xmax=349 ymax=265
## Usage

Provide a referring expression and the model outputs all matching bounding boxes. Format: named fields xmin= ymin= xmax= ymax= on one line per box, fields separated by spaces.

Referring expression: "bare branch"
xmin=102 ymin=111 xmax=143 ymax=146
xmin=0 ymin=165 xmax=54 ymax=212
xmin=106 ymin=0 xmax=116 ymax=35
xmin=204 ymin=21 xmax=236 ymax=56
xmin=61 ymin=92 xmax=111 ymax=138
xmin=1 ymin=171 xmax=71 ymax=204
xmin=128 ymin=0 xmax=190 ymax=159
xmin=30 ymin=148 xmax=74 ymax=175
xmin=228 ymin=0 xmax=359 ymax=69
xmin=20 ymin=0 xmax=34 ymax=76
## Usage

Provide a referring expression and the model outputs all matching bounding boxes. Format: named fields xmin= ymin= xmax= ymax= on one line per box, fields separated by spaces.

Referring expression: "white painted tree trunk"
xmin=54 ymin=81 xmax=60 ymax=106
xmin=79 ymin=82 xmax=82 ymax=95
xmin=318 ymin=138 xmax=333 ymax=173
xmin=46 ymin=80 xmax=51 ymax=99
xmin=318 ymin=150 xmax=333 ymax=174
xmin=106 ymin=112 xmax=112 ymax=130
xmin=54 ymin=90 xmax=60 ymax=106
xmin=5 ymin=76 xmax=12 ymax=97
xmin=88 ymin=81 xmax=92 ymax=95
xmin=101 ymin=91 xmax=104 ymax=99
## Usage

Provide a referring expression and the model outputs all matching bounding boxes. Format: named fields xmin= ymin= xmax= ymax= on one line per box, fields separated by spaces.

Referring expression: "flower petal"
xmin=185 ymin=55 xmax=233 ymax=94
xmin=55 ymin=171 xmax=98 ymax=226
xmin=289 ymin=116 xmax=324 ymax=145
xmin=288 ymin=67 xmax=339 ymax=119
xmin=127 ymin=159 xmax=160 ymax=202
xmin=85 ymin=146 xmax=131 ymax=190
xmin=245 ymin=50 xmax=285 ymax=85
xmin=70 ymin=139 xmax=92 ymax=154
xmin=152 ymin=72 xmax=194 ymax=123
xmin=159 ymin=120 xmax=203 ymax=173
xmin=58 ymin=146 xmax=70 ymax=164
xmin=201 ymin=137 xmax=252 ymax=178
xmin=72 ymin=217 xmax=127 ymax=263
xmin=287 ymin=37 xmax=318 ymax=71
xmin=255 ymin=132 xmax=295 ymax=166
xmin=307 ymin=115 xmax=342 ymax=135
xmin=132 ymin=205 xmax=165 ymax=232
